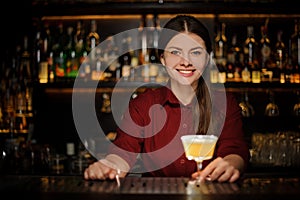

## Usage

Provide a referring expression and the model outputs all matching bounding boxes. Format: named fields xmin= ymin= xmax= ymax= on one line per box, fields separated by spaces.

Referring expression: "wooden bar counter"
xmin=1 ymin=173 xmax=299 ymax=200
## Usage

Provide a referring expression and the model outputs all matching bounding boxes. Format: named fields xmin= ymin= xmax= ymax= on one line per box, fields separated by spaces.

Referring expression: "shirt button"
xmin=180 ymin=159 xmax=185 ymax=164
xmin=183 ymin=124 xmax=187 ymax=128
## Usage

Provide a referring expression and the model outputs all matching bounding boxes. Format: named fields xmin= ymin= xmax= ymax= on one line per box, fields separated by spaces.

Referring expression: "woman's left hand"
xmin=191 ymin=155 xmax=244 ymax=183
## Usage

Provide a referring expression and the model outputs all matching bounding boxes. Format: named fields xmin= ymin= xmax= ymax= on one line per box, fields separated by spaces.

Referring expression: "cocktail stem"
xmin=196 ymin=161 xmax=203 ymax=183
xmin=197 ymin=161 xmax=203 ymax=172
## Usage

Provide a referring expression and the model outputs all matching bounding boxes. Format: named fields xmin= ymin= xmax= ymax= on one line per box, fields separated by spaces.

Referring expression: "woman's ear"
xmin=160 ymin=54 xmax=165 ymax=65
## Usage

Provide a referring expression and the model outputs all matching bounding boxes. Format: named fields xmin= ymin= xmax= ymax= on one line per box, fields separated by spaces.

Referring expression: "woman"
xmin=84 ymin=15 xmax=250 ymax=183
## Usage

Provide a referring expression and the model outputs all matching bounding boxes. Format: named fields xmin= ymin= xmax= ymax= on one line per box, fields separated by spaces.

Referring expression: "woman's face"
xmin=160 ymin=32 xmax=209 ymax=87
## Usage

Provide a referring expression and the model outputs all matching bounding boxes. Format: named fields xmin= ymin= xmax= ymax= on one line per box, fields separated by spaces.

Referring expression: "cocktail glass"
xmin=180 ymin=134 xmax=218 ymax=182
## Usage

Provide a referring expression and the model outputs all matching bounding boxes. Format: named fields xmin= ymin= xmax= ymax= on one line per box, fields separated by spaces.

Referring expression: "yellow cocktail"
xmin=181 ymin=135 xmax=218 ymax=174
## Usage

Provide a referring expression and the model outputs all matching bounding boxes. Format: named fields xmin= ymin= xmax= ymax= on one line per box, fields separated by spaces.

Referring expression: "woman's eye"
xmin=191 ymin=51 xmax=201 ymax=56
xmin=170 ymin=50 xmax=181 ymax=55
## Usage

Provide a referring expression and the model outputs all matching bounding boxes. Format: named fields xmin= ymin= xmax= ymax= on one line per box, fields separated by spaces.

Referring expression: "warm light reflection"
xmin=41 ymin=14 xmax=215 ymax=21
xmin=41 ymin=13 xmax=300 ymax=21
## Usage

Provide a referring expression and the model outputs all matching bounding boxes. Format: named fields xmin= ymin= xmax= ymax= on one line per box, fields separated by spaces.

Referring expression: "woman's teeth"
xmin=177 ymin=69 xmax=195 ymax=73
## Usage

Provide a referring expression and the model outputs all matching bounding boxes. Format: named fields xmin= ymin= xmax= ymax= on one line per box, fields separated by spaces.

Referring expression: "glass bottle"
xmin=138 ymin=15 xmax=148 ymax=66
xmin=14 ymin=82 xmax=26 ymax=133
xmin=86 ymin=19 xmax=100 ymax=61
xmin=66 ymin=25 xmax=75 ymax=55
xmin=284 ymin=38 xmax=294 ymax=83
xmin=103 ymin=35 xmax=119 ymax=82
xmin=20 ymin=36 xmax=32 ymax=84
xmin=227 ymin=34 xmax=243 ymax=81
xmin=149 ymin=14 xmax=160 ymax=64
xmin=149 ymin=14 xmax=161 ymax=82
xmin=42 ymin=22 xmax=55 ymax=83
xmin=244 ymin=26 xmax=260 ymax=83
xmin=118 ymin=35 xmax=132 ymax=81
xmin=241 ymin=66 xmax=251 ymax=83
xmin=64 ymin=25 xmax=77 ymax=78
xmin=275 ymin=30 xmax=286 ymax=71
xmin=291 ymin=19 xmax=300 ymax=69
xmin=259 ymin=20 xmax=271 ymax=71
xmin=215 ymin=22 xmax=227 ymax=69
xmin=74 ymin=20 xmax=86 ymax=58
xmin=52 ymin=22 xmax=67 ymax=79
xmin=34 ymin=30 xmax=47 ymax=83
xmin=274 ymin=30 xmax=286 ymax=82
xmin=65 ymin=142 xmax=76 ymax=174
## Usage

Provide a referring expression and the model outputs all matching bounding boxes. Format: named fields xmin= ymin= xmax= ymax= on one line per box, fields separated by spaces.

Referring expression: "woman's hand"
xmin=191 ymin=155 xmax=244 ymax=183
xmin=83 ymin=160 xmax=126 ymax=180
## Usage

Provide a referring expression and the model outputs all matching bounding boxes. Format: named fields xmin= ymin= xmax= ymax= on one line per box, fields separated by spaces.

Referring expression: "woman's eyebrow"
xmin=166 ymin=46 xmax=205 ymax=51
xmin=166 ymin=46 xmax=182 ymax=50
xmin=190 ymin=46 xmax=205 ymax=51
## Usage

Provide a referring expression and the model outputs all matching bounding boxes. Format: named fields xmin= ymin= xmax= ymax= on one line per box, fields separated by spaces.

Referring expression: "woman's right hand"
xmin=83 ymin=160 xmax=126 ymax=180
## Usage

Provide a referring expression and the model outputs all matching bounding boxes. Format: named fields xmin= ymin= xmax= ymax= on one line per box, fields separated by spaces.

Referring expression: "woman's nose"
xmin=180 ymin=55 xmax=192 ymax=66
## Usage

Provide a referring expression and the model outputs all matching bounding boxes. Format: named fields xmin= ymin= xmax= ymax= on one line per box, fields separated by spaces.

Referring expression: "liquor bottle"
xmin=74 ymin=20 xmax=86 ymax=57
xmin=86 ymin=20 xmax=100 ymax=61
xmin=227 ymin=34 xmax=243 ymax=81
xmin=35 ymin=27 xmax=50 ymax=84
xmin=138 ymin=15 xmax=148 ymax=65
xmin=64 ymin=25 xmax=78 ymax=78
xmin=3 ymin=58 xmax=17 ymax=135
xmin=65 ymin=142 xmax=76 ymax=174
xmin=118 ymin=36 xmax=132 ymax=81
xmin=215 ymin=22 xmax=227 ymax=69
xmin=33 ymin=31 xmax=44 ymax=83
xmin=102 ymin=35 xmax=119 ymax=81
xmin=241 ymin=65 xmax=251 ymax=82
xmin=74 ymin=21 xmax=89 ymax=80
xmin=48 ymin=52 xmax=55 ymax=83
xmin=90 ymin=47 xmax=103 ymax=81
xmin=42 ymin=22 xmax=54 ymax=52
xmin=149 ymin=14 xmax=161 ymax=82
xmin=14 ymin=83 xmax=28 ymax=134
xmin=244 ymin=26 xmax=258 ymax=67
xmin=274 ymin=30 xmax=286 ymax=81
xmin=130 ymin=42 xmax=139 ymax=82
xmin=19 ymin=38 xmax=34 ymax=120
xmin=87 ymin=20 xmax=101 ymax=81
xmin=259 ymin=20 xmax=271 ymax=71
xmin=290 ymin=19 xmax=300 ymax=83
xmin=41 ymin=22 xmax=55 ymax=83
xmin=20 ymin=36 xmax=32 ymax=84
xmin=291 ymin=19 xmax=300 ymax=66
xmin=244 ymin=26 xmax=260 ymax=83
xmin=78 ymin=51 xmax=91 ymax=81
xmin=227 ymin=34 xmax=243 ymax=67
xmin=149 ymin=14 xmax=160 ymax=63
xmin=52 ymin=22 xmax=67 ymax=79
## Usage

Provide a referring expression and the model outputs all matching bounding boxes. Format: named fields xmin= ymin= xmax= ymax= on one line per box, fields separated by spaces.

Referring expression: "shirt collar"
xmin=159 ymin=81 xmax=196 ymax=107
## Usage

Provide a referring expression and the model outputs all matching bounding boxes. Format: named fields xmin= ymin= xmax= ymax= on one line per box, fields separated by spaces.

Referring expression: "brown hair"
xmin=158 ymin=15 xmax=212 ymax=134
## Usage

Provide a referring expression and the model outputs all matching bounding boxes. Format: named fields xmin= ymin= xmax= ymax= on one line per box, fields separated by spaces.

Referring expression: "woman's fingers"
xmin=84 ymin=161 xmax=116 ymax=180
xmin=192 ymin=157 xmax=241 ymax=183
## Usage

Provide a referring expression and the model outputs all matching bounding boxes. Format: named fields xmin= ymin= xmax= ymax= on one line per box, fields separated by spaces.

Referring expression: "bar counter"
xmin=1 ymin=173 xmax=299 ymax=200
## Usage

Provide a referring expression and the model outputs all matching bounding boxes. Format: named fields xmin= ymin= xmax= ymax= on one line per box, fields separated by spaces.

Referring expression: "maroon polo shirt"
xmin=108 ymin=86 xmax=250 ymax=177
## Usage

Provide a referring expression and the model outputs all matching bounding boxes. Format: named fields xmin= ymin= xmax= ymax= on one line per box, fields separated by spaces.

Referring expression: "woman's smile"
xmin=176 ymin=69 xmax=196 ymax=77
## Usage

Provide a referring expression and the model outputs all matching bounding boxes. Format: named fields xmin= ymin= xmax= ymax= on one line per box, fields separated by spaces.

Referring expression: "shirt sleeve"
xmin=215 ymin=92 xmax=250 ymax=170
xmin=107 ymin=93 xmax=148 ymax=169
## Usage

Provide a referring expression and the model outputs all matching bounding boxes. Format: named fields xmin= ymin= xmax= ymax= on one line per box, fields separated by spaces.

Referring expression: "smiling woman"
xmin=161 ymin=32 xmax=209 ymax=87
xmin=84 ymin=15 xmax=250 ymax=183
